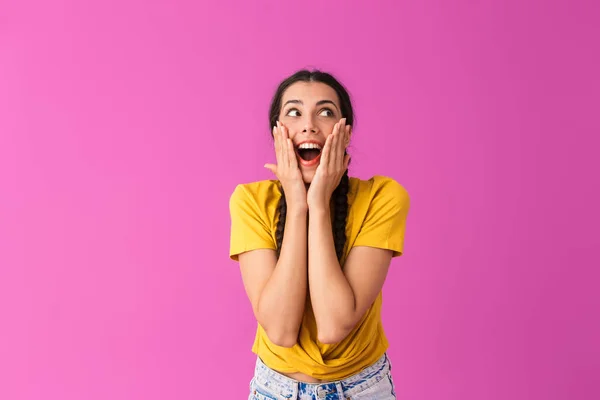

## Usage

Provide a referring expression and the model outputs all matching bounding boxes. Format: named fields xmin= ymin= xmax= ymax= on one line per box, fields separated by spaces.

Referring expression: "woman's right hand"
xmin=264 ymin=121 xmax=307 ymax=212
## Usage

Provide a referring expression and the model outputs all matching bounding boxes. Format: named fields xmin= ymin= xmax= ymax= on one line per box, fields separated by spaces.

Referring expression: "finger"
xmin=280 ymin=123 xmax=289 ymax=167
xmin=280 ymin=123 xmax=297 ymax=169
xmin=330 ymin=124 xmax=339 ymax=170
xmin=336 ymin=120 xmax=348 ymax=168
xmin=264 ymin=163 xmax=277 ymax=175
xmin=287 ymin=137 xmax=298 ymax=168
xmin=273 ymin=125 xmax=283 ymax=168
xmin=276 ymin=122 xmax=285 ymax=167
xmin=339 ymin=118 xmax=347 ymax=147
xmin=334 ymin=119 xmax=346 ymax=169
xmin=340 ymin=124 xmax=350 ymax=166
xmin=321 ymin=124 xmax=335 ymax=168
xmin=345 ymin=124 xmax=351 ymax=148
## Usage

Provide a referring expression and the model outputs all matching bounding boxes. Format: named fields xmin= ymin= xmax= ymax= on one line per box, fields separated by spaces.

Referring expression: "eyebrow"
xmin=283 ymin=99 xmax=339 ymax=111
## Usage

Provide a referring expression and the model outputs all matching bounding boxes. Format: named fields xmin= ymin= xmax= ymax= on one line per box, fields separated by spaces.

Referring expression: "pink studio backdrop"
xmin=1 ymin=1 xmax=598 ymax=399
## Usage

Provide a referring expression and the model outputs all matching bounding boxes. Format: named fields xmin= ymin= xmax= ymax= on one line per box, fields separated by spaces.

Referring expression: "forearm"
xmin=257 ymin=207 xmax=308 ymax=346
xmin=308 ymin=206 xmax=356 ymax=343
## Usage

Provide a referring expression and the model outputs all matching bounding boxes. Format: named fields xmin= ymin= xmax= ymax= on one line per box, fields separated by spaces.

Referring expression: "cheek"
xmin=322 ymin=132 xmax=334 ymax=145
xmin=321 ymin=121 xmax=337 ymax=135
xmin=280 ymin=118 xmax=302 ymax=134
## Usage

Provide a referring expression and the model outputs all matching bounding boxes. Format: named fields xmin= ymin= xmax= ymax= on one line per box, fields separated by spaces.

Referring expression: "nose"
xmin=302 ymin=115 xmax=318 ymax=134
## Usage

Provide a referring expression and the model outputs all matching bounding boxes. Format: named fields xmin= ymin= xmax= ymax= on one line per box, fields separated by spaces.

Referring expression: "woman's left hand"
xmin=307 ymin=118 xmax=351 ymax=211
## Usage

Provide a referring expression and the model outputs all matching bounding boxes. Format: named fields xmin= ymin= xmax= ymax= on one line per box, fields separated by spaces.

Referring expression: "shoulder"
xmin=350 ymin=175 xmax=410 ymax=208
xmin=229 ymin=179 xmax=282 ymax=213
xmin=230 ymin=179 xmax=280 ymax=199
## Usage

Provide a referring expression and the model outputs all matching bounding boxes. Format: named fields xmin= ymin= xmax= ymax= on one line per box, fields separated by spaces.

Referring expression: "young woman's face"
xmin=278 ymin=81 xmax=344 ymax=184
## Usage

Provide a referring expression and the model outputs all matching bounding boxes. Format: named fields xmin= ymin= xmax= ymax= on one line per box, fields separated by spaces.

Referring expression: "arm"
xmin=308 ymin=205 xmax=392 ymax=344
xmin=305 ymin=119 xmax=408 ymax=344
xmin=238 ymin=121 xmax=309 ymax=348
xmin=239 ymin=205 xmax=307 ymax=348
xmin=306 ymin=118 xmax=389 ymax=344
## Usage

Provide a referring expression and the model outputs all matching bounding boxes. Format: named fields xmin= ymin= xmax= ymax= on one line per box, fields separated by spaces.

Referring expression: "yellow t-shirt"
xmin=228 ymin=175 xmax=410 ymax=380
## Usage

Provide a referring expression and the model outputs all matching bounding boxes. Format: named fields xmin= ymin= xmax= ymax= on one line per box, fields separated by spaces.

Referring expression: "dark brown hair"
xmin=269 ymin=69 xmax=354 ymax=261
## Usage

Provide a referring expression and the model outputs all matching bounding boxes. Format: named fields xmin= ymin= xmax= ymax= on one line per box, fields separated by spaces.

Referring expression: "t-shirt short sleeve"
xmin=353 ymin=177 xmax=410 ymax=257
xmin=229 ymin=184 xmax=277 ymax=261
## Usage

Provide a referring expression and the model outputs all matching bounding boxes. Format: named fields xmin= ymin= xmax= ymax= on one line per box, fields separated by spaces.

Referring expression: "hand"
xmin=264 ymin=121 xmax=308 ymax=212
xmin=307 ymin=118 xmax=351 ymax=211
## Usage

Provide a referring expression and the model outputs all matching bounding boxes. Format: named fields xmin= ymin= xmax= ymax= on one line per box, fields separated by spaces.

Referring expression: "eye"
xmin=319 ymin=108 xmax=334 ymax=117
xmin=286 ymin=108 xmax=300 ymax=117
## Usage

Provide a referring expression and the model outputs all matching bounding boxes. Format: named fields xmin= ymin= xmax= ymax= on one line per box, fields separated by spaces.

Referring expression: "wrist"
xmin=287 ymin=203 xmax=309 ymax=215
xmin=308 ymin=201 xmax=330 ymax=214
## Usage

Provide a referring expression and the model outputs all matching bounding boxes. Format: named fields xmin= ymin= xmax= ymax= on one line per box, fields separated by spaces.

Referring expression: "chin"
xmin=301 ymin=171 xmax=315 ymax=185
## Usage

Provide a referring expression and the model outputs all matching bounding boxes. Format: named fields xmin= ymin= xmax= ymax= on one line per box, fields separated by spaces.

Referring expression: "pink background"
xmin=1 ymin=0 xmax=599 ymax=399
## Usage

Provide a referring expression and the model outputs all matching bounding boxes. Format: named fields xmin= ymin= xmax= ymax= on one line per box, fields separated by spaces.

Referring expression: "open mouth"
xmin=296 ymin=142 xmax=323 ymax=166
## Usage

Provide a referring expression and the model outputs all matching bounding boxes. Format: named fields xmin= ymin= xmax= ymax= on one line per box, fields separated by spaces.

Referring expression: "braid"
xmin=275 ymin=172 xmax=349 ymax=262
xmin=332 ymin=171 xmax=350 ymax=261
xmin=275 ymin=189 xmax=286 ymax=258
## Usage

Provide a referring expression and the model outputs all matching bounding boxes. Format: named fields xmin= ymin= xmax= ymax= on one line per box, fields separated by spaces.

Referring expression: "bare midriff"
xmin=280 ymin=370 xmax=325 ymax=384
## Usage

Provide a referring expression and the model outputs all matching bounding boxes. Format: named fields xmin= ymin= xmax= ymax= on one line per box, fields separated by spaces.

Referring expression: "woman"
xmin=229 ymin=69 xmax=410 ymax=399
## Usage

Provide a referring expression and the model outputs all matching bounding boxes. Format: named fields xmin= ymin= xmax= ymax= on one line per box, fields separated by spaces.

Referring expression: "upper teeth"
xmin=298 ymin=143 xmax=322 ymax=150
